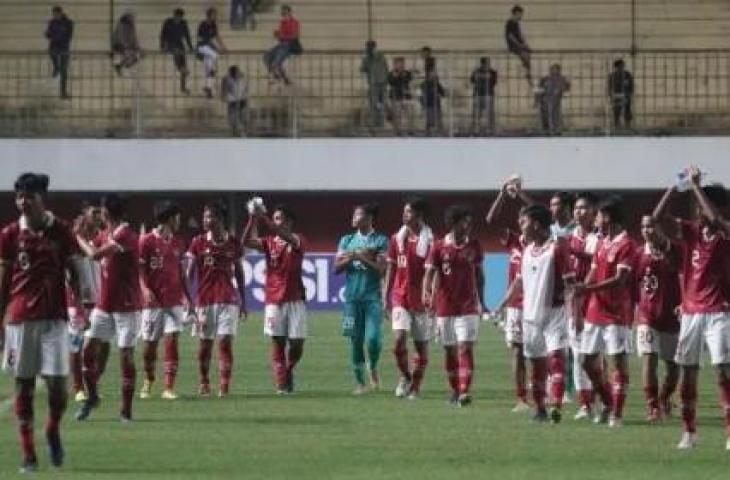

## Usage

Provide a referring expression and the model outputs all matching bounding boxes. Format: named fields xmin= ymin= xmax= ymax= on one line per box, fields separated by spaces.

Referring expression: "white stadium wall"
xmin=1 ymin=137 xmax=729 ymax=192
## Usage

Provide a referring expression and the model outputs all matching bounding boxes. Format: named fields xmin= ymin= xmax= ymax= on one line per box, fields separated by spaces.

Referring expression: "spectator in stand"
xmin=607 ymin=59 xmax=634 ymax=130
xmin=221 ymin=65 xmax=249 ymax=137
xmin=264 ymin=5 xmax=302 ymax=85
xmin=470 ymin=57 xmax=498 ymax=135
xmin=197 ymin=7 xmax=227 ymax=99
xmin=505 ymin=5 xmax=532 ymax=86
xmin=387 ymin=57 xmax=414 ymax=136
xmin=360 ymin=41 xmax=389 ymax=129
xmin=112 ymin=13 xmax=141 ymax=76
xmin=230 ymin=0 xmax=256 ymax=30
xmin=535 ymin=63 xmax=570 ymax=135
xmin=420 ymin=57 xmax=446 ymax=136
xmin=45 ymin=5 xmax=73 ymax=99
xmin=160 ymin=8 xmax=194 ymax=95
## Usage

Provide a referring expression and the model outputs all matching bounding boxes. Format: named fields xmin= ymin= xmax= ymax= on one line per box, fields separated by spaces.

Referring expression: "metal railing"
xmin=1 ymin=49 xmax=730 ymax=137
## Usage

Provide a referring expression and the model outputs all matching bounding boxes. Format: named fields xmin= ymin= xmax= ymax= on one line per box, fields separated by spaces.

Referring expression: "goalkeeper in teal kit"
xmin=335 ymin=204 xmax=389 ymax=395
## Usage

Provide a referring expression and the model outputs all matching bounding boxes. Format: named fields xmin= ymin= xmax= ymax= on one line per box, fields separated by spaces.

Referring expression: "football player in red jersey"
xmin=423 ymin=205 xmax=485 ymax=407
xmin=243 ymin=203 xmax=307 ymax=394
xmin=383 ymin=198 xmax=434 ymax=399
xmin=187 ymin=200 xmax=246 ymax=397
xmin=0 ymin=173 xmax=82 ymax=472
xmin=634 ymin=215 xmax=681 ymax=423
xmin=75 ymin=194 xmax=141 ymax=422
xmin=139 ymin=200 xmax=194 ymax=400
xmin=652 ymin=166 xmax=730 ymax=450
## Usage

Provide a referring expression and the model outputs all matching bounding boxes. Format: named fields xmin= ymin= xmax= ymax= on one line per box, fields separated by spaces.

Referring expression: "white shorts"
xmin=264 ymin=301 xmax=308 ymax=339
xmin=3 ymin=320 xmax=69 ymax=378
xmin=67 ymin=307 xmax=86 ymax=354
xmin=568 ymin=318 xmax=582 ymax=353
xmin=392 ymin=307 xmax=434 ymax=342
xmin=580 ymin=323 xmax=632 ymax=356
xmin=675 ymin=312 xmax=730 ymax=366
xmin=636 ymin=324 xmax=679 ymax=362
xmin=141 ymin=306 xmax=185 ymax=342
xmin=436 ymin=315 xmax=479 ymax=347
xmin=522 ymin=307 xmax=569 ymax=359
xmin=504 ymin=307 xmax=523 ymax=345
xmin=195 ymin=304 xmax=240 ymax=340
xmin=86 ymin=309 xmax=140 ymax=349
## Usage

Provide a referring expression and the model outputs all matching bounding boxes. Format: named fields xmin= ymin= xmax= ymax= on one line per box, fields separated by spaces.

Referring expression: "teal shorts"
xmin=342 ymin=300 xmax=383 ymax=338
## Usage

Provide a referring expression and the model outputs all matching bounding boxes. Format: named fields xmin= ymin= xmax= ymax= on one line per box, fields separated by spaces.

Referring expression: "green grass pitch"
xmin=1 ymin=312 xmax=730 ymax=479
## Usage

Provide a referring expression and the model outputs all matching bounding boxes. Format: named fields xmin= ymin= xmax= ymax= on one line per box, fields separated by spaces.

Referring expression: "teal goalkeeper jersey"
xmin=337 ymin=230 xmax=388 ymax=302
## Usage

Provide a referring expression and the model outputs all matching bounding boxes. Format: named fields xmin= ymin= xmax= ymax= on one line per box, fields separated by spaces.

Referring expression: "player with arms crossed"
xmin=573 ymin=196 xmax=636 ymax=428
xmin=383 ymin=198 xmax=434 ymax=399
xmin=634 ymin=215 xmax=681 ymax=423
xmin=187 ymin=200 xmax=246 ymax=397
xmin=138 ymin=200 xmax=194 ymax=400
xmin=653 ymin=166 xmax=730 ymax=450
xmin=335 ymin=204 xmax=388 ymax=395
xmin=243 ymin=201 xmax=307 ymax=394
xmin=423 ymin=205 xmax=485 ymax=407
xmin=75 ymin=194 xmax=141 ymax=422
xmin=0 ymin=173 xmax=82 ymax=472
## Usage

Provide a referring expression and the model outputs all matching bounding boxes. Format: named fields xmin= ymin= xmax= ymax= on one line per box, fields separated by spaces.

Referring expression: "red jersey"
xmin=387 ymin=233 xmax=430 ymax=312
xmin=188 ymin=232 xmax=243 ymax=306
xmin=504 ymin=230 xmax=524 ymax=309
xmin=139 ymin=230 xmax=188 ymax=308
xmin=585 ymin=231 xmax=636 ymax=326
xmin=679 ymin=221 xmax=730 ymax=314
xmin=96 ymin=224 xmax=141 ymax=313
xmin=567 ymin=229 xmax=599 ymax=282
xmin=426 ymin=236 xmax=483 ymax=317
xmin=635 ymin=242 xmax=681 ymax=333
xmin=0 ymin=214 xmax=78 ymax=323
xmin=261 ymin=234 xmax=305 ymax=305
xmin=277 ymin=17 xmax=300 ymax=41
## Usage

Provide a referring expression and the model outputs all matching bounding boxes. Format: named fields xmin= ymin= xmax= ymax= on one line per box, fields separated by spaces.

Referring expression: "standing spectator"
xmin=387 ymin=57 xmax=414 ymax=136
xmin=607 ymin=59 xmax=634 ymax=130
xmin=160 ymin=8 xmax=194 ymax=95
xmin=360 ymin=41 xmax=389 ymax=129
xmin=535 ymin=64 xmax=570 ymax=135
xmin=112 ymin=13 xmax=141 ymax=76
xmin=420 ymin=57 xmax=446 ymax=136
xmin=505 ymin=5 xmax=532 ymax=86
xmin=45 ymin=5 xmax=73 ymax=99
xmin=264 ymin=5 xmax=301 ymax=85
xmin=230 ymin=0 xmax=256 ymax=30
xmin=197 ymin=7 xmax=227 ymax=99
xmin=470 ymin=57 xmax=498 ymax=135
xmin=221 ymin=65 xmax=249 ymax=137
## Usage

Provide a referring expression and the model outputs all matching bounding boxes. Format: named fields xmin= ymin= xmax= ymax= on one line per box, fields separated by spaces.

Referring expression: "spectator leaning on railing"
xmin=607 ymin=59 xmax=634 ymax=130
xmin=112 ymin=12 xmax=142 ymax=77
xmin=360 ymin=41 xmax=389 ymax=129
xmin=45 ymin=5 xmax=73 ymax=99
xmin=470 ymin=57 xmax=498 ymax=136
xmin=221 ymin=65 xmax=249 ymax=137
xmin=505 ymin=5 xmax=532 ymax=87
xmin=197 ymin=7 xmax=227 ymax=99
xmin=420 ymin=57 xmax=446 ymax=136
xmin=264 ymin=4 xmax=302 ymax=85
xmin=387 ymin=57 xmax=415 ymax=136
xmin=160 ymin=8 xmax=194 ymax=95
xmin=535 ymin=63 xmax=570 ymax=135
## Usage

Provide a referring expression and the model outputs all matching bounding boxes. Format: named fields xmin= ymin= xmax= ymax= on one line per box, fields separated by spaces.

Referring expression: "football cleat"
xmin=161 ymin=389 xmax=178 ymax=400
xmin=198 ymin=383 xmax=211 ymax=397
xmin=139 ymin=380 xmax=152 ymax=399
xmin=18 ymin=458 xmax=38 ymax=474
xmin=457 ymin=393 xmax=472 ymax=407
xmin=608 ymin=415 xmax=624 ymax=428
xmin=74 ymin=390 xmax=88 ymax=403
xmin=352 ymin=384 xmax=369 ymax=396
xmin=593 ymin=406 xmax=611 ymax=425
xmin=532 ymin=409 xmax=549 ymax=423
xmin=75 ymin=396 xmax=100 ymax=421
xmin=511 ymin=400 xmax=531 ymax=413
xmin=395 ymin=378 xmax=411 ymax=398
xmin=550 ymin=407 xmax=562 ymax=425
xmin=677 ymin=432 xmax=698 ymax=450
xmin=574 ymin=406 xmax=592 ymax=421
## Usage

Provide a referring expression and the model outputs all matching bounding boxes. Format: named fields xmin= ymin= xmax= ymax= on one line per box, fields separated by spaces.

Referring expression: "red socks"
xmin=271 ymin=341 xmax=287 ymax=387
xmin=219 ymin=340 xmax=233 ymax=392
xmin=577 ymin=389 xmax=594 ymax=409
xmin=611 ymin=370 xmax=629 ymax=419
xmin=445 ymin=350 xmax=458 ymax=394
xmin=680 ymin=382 xmax=697 ymax=433
xmin=548 ymin=352 xmax=565 ymax=409
xmin=163 ymin=335 xmax=179 ymax=390
xmin=393 ymin=340 xmax=411 ymax=381
xmin=457 ymin=347 xmax=474 ymax=395
xmin=718 ymin=378 xmax=730 ymax=433
xmin=15 ymin=382 xmax=36 ymax=463
xmin=644 ymin=384 xmax=660 ymax=411
xmin=82 ymin=344 xmax=99 ymax=400
xmin=411 ymin=352 xmax=428 ymax=393
xmin=120 ymin=354 xmax=136 ymax=417
xmin=70 ymin=352 xmax=83 ymax=392
xmin=198 ymin=340 xmax=213 ymax=386
xmin=143 ymin=341 xmax=158 ymax=383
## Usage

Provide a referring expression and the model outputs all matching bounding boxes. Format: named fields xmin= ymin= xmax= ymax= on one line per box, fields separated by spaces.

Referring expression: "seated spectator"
xmin=45 ymin=5 xmax=73 ymax=99
xmin=263 ymin=5 xmax=301 ymax=85
xmin=387 ymin=57 xmax=414 ymax=136
xmin=160 ymin=8 xmax=194 ymax=95
xmin=505 ymin=5 xmax=532 ymax=86
xmin=197 ymin=7 xmax=227 ymax=99
xmin=470 ymin=57 xmax=498 ymax=135
xmin=607 ymin=59 xmax=634 ymax=130
xmin=221 ymin=65 xmax=249 ymax=137
xmin=360 ymin=40 xmax=389 ymax=129
xmin=535 ymin=63 xmax=570 ymax=135
xmin=230 ymin=0 xmax=256 ymax=30
xmin=112 ymin=12 xmax=141 ymax=76
xmin=420 ymin=57 xmax=446 ymax=136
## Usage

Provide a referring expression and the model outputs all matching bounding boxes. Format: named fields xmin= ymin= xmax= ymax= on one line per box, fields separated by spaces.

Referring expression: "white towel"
xmin=396 ymin=224 xmax=433 ymax=258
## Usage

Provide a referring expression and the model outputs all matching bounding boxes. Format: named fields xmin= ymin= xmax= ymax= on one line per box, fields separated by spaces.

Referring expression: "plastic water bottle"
xmin=675 ymin=167 xmax=705 ymax=192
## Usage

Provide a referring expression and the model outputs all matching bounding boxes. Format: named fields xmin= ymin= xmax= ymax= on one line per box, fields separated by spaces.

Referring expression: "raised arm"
xmin=76 ymin=235 xmax=121 ymax=261
xmin=241 ymin=216 xmax=264 ymax=251
xmin=687 ymin=166 xmax=722 ymax=226
xmin=652 ymin=185 xmax=676 ymax=221
xmin=485 ymin=188 xmax=507 ymax=226
xmin=234 ymin=260 xmax=246 ymax=316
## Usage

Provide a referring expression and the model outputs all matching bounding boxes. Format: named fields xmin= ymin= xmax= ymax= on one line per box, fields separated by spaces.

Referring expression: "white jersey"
xmin=520 ymin=240 xmax=570 ymax=322
xmin=73 ymin=256 xmax=101 ymax=305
